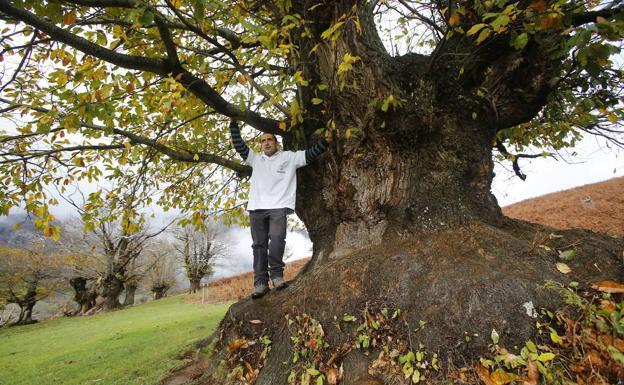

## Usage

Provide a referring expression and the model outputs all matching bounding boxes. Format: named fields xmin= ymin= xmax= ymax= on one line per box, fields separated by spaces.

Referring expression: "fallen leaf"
xmin=249 ymin=319 xmax=263 ymax=324
xmin=491 ymin=368 xmax=519 ymax=385
xmin=523 ymin=359 xmax=539 ymax=385
xmin=228 ymin=338 xmax=248 ymax=352
xmin=474 ymin=364 xmax=497 ymax=385
xmin=556 ymin=262 xmax=571 ymax=274
xmin=327 ymin=368 xmax=339 ymax=384
xmin=600 ymin=300 xmax=616 ymax=312
xmin=585 ymin=350 xmax=604 ymax=367
xmin=591 ymin=281 xmax=624 ymax=294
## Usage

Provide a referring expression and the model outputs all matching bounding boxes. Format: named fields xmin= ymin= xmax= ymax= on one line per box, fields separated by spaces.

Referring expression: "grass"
xmin=0 ymin=295 xmax=230 ymax=385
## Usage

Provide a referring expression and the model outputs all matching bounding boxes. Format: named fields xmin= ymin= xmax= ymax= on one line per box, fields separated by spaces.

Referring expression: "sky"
xmin=492 ymin=134 xmax=624 ymax=206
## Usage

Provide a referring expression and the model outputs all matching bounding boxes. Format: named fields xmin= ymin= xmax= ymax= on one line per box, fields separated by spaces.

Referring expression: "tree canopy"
xmin=0 ymin=0 xmax=622 ymax=235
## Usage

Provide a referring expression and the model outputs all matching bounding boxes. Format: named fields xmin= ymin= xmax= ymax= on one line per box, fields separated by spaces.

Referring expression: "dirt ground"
xmin=502 ymin=176 xmax=623 ymax=237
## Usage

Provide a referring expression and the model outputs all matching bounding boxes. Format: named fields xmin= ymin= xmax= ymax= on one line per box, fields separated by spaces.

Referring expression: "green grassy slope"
xmin=0 ymin=296 xmax=230 ymax=385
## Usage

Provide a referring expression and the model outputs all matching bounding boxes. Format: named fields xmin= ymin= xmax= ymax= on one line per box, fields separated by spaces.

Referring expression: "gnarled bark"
xmin=123 ymin=282 xmax=137 ymax=306
xmin=69 ymin=277 xmax=97 ymax=314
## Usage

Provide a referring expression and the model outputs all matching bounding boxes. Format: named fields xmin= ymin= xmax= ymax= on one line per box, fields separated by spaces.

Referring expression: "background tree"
xmin=0 ymin=0 xmax=623 ymax=382
xmin=142 ymin=238 xmax=178 ymax=300
xmin=0 ymin=241 xmax=64 ymax=325
xmin=174 ymin=221 xmax=223 ymax=293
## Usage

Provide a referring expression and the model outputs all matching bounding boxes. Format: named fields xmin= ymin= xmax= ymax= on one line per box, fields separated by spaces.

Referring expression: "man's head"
xmin=260 ymin=133 xmax=279 ymax=156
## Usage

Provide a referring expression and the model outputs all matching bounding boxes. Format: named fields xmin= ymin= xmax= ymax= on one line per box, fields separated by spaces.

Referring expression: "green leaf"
xmin=192 ymin=0 xmax=206 ymax=19
xmin=491 ymin=328 xmax=499 ymax=344
xmin=490 ymin=14 xmax=510 ymax=30
xmin=311 ymin=98 xmax=323 ymax=105
xmin=537 ymin=352 xmax=555 ymax=363
xmin=412 ymin=369 xmax=421 ymax=383
xmin=550 ymin=329 xmax=563 ymax=344
xmin=558 ymin=249 xmax=576 ymax=261
xmin=511 ymin=32 xmax=529 ymax=50
xmin=139 ymin=10 xmax=155 ymax=26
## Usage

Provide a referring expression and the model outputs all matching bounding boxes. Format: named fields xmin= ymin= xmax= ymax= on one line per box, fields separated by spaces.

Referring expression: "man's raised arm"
xmin=229 ymin=120 xmax=250 ymax=161
xmin=304 ymin=138 xmax=329 ymax=164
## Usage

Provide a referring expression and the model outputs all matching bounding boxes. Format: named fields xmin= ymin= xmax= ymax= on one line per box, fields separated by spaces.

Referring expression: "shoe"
xmin=272 ymin=277 xmax=288 ymax=290
xmin=251 ymin=284 xmax=269 ymax=299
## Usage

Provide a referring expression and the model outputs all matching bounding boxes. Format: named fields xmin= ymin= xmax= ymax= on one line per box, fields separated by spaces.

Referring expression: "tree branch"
xmin=495 ymin=141 xmax=553 ymax=181
xmin=0 ymin=0 xmax=166 ymax=73
xmin=571 ymin=4 xmax=624 ymax=26
xmin=0 ymin=99 xmax=252 ymax=176
xmin=0 ymin=144 xmax=125 ymax=163
xmin=0 ymin=1 xmax=282 ymax=136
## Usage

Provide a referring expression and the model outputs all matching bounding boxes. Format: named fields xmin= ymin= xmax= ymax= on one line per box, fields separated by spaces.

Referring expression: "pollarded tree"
xmin=143 ymin=238 xmax=178 ymax=299
xmin=174 ymin=221 xmax=222 ymax=293
xmin=0 ymin=0 xmax=623 ymax=382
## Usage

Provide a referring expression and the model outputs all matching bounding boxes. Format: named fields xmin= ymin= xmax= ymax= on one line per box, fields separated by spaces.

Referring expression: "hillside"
xmin=502 ymin=176 xmax=624 ymax=237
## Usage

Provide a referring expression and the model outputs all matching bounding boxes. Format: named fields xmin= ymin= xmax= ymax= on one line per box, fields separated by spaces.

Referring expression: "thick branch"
xmin=1 ymin=1 xmax=283 ymax=136
xmin=174 ymin=69 xmax=282 ymax=135
xmin=0 ymin=0 xmax=166 ymax=73
xmin=0 ymin=144 xmax=124 ymax=163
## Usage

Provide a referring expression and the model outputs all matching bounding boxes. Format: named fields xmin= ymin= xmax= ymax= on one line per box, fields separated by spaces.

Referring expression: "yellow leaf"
xmin=474 ymin=364 xmax=497 ymax=385
xmin=476 ymin=28 xmax=491 ymax=44
xmin=279 ymin=121 xmax=286 ymax=130
xmin=237 ymin=74 xmax=248 ymax=84
xmin=467 ymin=23 xmax=487 ymax=36
xmin=123 ymin=141 xmax=132 ymax=150
xmin=556 ymin=262 xmax=571 ymax=274
xmin=43 ymin=226 xmax=54 ymax=238
xmin=193 ymin=154 xmax=199 ymax=161
xmin=491 ymin=369 xmax=518 ymax=385
xmin=449 ymin=12 xmax=461 ymax=27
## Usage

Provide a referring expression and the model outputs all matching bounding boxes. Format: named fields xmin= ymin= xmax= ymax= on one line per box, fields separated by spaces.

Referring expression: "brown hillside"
xmin=194 ymin=258 xmax=310 ymax=303
xmin=502 ymin=176 xmax=624 ymax=237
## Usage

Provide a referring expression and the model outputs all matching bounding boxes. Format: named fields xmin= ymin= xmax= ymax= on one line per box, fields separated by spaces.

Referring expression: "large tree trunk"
xmin=14 ymin=283 xmax=37 ymax=326
xmin=194 ymin=2 xmax=624 ymax=384
xmin=152 ymin=285 xmax=169 ymax=300
xmin=123 ymin=283 xmax=137 ymax=306
xmin=189 ymin=277 xmax=202 ymax=294
xmin=95 ymin=274 xmax=124 ymax=311
xmin=69 ymin=277 xmax=97 ymax=314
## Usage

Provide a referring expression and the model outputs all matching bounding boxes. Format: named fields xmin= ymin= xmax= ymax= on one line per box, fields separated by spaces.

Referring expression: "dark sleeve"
xmin=229 ymin=121 xmax=249 ymax=161
xmin=305 ymin=138 xmax=329 ymax=164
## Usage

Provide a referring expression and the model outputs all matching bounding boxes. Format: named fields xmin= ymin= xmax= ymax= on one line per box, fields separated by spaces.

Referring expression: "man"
xmin=230 ymin=119 xmax=329 ymax=299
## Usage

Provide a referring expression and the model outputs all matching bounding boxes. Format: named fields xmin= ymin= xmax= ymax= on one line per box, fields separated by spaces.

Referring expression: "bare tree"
xmin=175 ymin=222 xmax=224 ymax=293
xmin=142 ymin=239 xmax=178 ymax=300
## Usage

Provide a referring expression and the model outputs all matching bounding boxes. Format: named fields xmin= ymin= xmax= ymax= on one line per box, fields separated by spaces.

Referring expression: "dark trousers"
xmin=249 ymin=208 xmax=288 ymax=286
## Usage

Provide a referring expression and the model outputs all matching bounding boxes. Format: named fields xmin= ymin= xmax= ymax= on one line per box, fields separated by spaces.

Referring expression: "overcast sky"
xmin=492 ymin=134 xmax=623 ymax=206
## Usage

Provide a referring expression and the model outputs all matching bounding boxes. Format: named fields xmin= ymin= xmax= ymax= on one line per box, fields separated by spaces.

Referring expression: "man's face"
xmin=260 ymin=133 xmax=278 ymax=156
